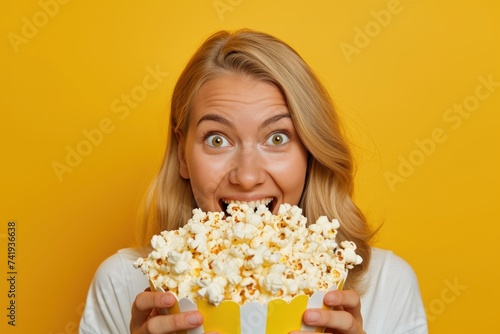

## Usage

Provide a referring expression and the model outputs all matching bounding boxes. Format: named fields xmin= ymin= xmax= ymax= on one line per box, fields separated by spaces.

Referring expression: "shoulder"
xmin=368 ymin=247 xmax=418 ymax=280
xmin=94 ymin=248 xmax=143 ymax=275
xmin=360 ymin=247 xmax=428 ymax=333
xmin=362 ymin=247 xmax=422 ymax=299
xmin=91 ymin=248 xmax=147 ymax=293
xmin=80 ymin=248 xmax=149 ymax=334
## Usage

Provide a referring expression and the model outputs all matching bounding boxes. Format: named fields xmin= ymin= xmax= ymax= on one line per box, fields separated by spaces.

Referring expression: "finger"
xmin=302 ymin=309 xmax=363 ymax=334
xmin=324 ymin=290 xmax=362 ymax=324
xmin=324 ymin=290 xmax=360 ymax=309
xmin=130 ymin=291 xmax=176 ymax=332
xmin=137 ymin=311 xmax=203 ymax=334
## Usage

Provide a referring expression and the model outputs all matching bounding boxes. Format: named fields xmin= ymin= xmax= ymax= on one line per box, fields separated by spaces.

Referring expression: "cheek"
xmin=272 ymin=151 xmax=308 ymax=204
xmin=186 ymin=153 xmax=228 ymax=208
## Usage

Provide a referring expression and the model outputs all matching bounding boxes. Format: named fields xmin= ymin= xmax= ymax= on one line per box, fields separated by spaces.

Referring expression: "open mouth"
xmin=220 ymin=197 xmax=275 ymax=214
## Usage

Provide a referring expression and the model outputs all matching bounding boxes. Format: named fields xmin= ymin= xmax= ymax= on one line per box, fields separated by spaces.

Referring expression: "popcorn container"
xmin=138 ymin=205 xmax=362 ymax=333
xmin=151 ymin=279 xmax=346 ymax=334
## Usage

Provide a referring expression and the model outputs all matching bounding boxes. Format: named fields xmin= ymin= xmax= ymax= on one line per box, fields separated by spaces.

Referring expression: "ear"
xmin=175 ymin=131 xmax=190 ymax=179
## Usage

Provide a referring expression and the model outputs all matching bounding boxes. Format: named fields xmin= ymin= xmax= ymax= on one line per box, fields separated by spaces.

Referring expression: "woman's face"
xmin=177 ymin=73 xmax=308 ymax=214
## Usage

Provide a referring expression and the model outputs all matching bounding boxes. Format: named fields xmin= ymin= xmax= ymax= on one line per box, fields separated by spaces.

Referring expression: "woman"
xmin=80 ymin=29 xmax=427 ymax=333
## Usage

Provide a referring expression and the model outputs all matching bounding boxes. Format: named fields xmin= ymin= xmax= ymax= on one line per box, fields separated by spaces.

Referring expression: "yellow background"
xmin=1 ymin=0 xmax=499 ymax=333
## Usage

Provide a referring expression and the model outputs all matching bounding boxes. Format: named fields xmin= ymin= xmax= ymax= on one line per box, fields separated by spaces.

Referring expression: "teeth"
xmin=222 ymin=198 xmax=273 ymax=210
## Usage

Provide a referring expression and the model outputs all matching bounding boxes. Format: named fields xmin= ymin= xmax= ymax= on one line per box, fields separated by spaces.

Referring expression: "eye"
xmin=205 ymin=134 xmax=230 ymax=148
xmin=266 ymin=132 xmax=290 ymax=146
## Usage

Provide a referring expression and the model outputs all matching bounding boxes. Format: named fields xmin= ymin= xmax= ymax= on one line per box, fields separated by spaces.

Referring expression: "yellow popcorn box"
xmin=152 ymin=279 xmax=345 ymax=334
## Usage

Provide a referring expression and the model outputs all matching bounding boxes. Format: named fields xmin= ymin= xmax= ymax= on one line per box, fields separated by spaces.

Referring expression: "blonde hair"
xmin=137 ymin=29 xmax=375 ymax=291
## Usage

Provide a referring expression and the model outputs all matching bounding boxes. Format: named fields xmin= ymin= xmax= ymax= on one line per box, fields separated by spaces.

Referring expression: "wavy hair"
xmin=137 ymin=29 xmax=375 ymax=291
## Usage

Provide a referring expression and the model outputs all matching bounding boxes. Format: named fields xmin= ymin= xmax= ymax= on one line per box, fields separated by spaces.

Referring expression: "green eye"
xmin=212 ymin=136 xmax=223 ymax=147
xmin=267 ymin=132 xmax=289 ymax=146
xmin=206 ymin=134 xmax=229 ymax=148
xmin=272 ymin=134 xmax=283 ymax=145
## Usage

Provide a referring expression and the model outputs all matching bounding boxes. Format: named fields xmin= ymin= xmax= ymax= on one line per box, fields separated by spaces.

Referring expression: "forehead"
xmin=193 ymin=73 xmax=286 ymax=109
xmin=191 ymin=74 xmax=288 ymax=124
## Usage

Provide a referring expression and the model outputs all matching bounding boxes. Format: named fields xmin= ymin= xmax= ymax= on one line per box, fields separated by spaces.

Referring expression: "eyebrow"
xmin=197 ymin=113 xmax=291 ymax=129
xmin=259 ymin=113 xmax=291 ymax=129
xmin=197 ymin=114 xmax=233 ymax=127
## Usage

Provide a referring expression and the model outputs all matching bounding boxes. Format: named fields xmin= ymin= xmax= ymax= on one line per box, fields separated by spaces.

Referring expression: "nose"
xmin=228 ymin=146 xmax=266 ymax=189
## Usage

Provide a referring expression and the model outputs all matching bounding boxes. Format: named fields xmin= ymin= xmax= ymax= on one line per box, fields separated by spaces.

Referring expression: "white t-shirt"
xmin=79 ymin=247 xmax=428 ymax=333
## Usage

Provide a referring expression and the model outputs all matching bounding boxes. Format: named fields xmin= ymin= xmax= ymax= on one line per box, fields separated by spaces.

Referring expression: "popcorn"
xmin=134 ymin=203 xmax=362 ymax=306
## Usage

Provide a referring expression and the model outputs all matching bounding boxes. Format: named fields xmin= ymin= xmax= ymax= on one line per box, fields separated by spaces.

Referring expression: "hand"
xmin=292 ymin=290 xmax=365 ymax=334
xmin=130 ymin=290 xmax=204 ymax=334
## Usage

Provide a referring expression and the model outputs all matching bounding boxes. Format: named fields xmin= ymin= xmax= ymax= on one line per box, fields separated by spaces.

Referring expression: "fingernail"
xmin=306 ymin=310 xmax=320 ymax=323
xmin=324 ymin=292 xmax=336 ymax=304
xmin=187 ymin=313 xmax=202 ymax=325
xmin=161 ymin=294 xmax=173 ymax=305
